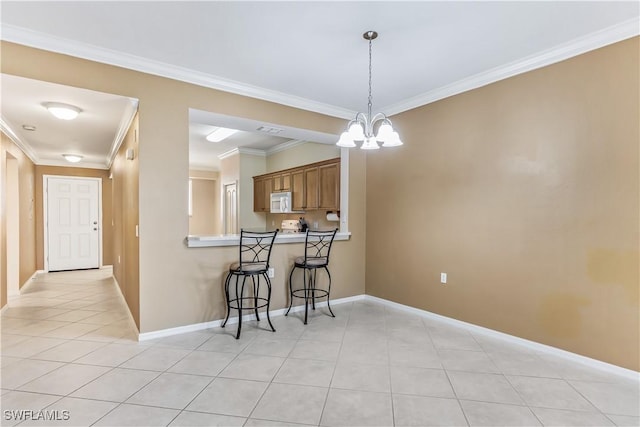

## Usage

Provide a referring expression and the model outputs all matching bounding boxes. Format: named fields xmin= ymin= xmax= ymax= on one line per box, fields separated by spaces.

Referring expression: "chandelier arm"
xmin=370 ymin=113 xmax=388 ymax=125
xmin=354 ymin=112 xmax=368 ymax=123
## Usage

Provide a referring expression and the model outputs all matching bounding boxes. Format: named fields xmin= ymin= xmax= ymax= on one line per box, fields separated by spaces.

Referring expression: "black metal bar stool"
xmin=222 ymin=229 xmax=278 ymax=339
xmin=285 ymin=229 xmax=338 ymax=324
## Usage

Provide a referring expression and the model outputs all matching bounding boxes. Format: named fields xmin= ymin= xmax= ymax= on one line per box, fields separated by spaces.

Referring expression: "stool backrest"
xmin=239 ymin=229 xmax=279 ymax=270
xmin=304 ymin=229 xmax=338 ymax=265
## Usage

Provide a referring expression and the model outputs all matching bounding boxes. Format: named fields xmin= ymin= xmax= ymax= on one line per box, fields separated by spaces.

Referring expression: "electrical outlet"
xmin=440 ymin=273 xmax=447 ymax=284
xmin=268 ymin=267 xmax=275 ymax=278
xmin=313 ymin=221 xmax=319 ymax=229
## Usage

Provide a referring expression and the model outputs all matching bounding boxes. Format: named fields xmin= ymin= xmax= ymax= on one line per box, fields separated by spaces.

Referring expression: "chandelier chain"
xmin=367 ymin=35 xmax=373 ymax=122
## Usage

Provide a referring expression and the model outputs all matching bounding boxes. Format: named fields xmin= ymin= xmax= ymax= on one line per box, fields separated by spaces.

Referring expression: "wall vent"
xmin=257 ymin=125 xmax=283 ymax=134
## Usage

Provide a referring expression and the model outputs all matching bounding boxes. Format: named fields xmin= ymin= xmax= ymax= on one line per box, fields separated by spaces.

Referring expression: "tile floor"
xmin=1 ymin=269 xmax=639 ymax=426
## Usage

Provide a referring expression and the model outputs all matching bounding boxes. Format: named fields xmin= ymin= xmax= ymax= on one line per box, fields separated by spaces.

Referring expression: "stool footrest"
xmin=227 ymin=296 xmax=270 ymax=310
xmin=291 ymin=289 xmax=329 ymax=299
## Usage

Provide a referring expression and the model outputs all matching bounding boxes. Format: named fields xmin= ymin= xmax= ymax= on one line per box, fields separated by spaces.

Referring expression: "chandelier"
xmin=337 ymin=30 xmax=403 ymax=150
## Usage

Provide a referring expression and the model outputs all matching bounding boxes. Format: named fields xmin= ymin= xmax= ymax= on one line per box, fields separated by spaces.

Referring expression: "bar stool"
xmin=285 ymin=229 xmax=338 ymax=324
xmin=222 ymin=229 xmax=278 ymax=339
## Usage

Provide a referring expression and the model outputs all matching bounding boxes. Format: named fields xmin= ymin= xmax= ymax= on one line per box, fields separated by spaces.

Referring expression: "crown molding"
xmin=217 ymin=148 xmax=240 ymax=160
xmin=3 ymin=18 xmax=637 ymax=121
xmin=106 ymin=98 xmax=139 ymax=169
xmin=266 ymin=139 xmax=307 ymax=156
xmin=383 ymin=17 xmax=640 ymax=116
xmin=35 ymin=159 xmax=109 ymax=170
xmin=0 ymin=116 xmax=40 ymax=164
xmin=217 ymin=147 xmax=267 ymax=160
xmin=1 ymin=24 xmax=355 ymax=120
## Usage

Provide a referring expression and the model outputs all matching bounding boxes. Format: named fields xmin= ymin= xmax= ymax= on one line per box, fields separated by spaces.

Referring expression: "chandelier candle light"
xmin=337 ymin=31 xmax=403 ymax=150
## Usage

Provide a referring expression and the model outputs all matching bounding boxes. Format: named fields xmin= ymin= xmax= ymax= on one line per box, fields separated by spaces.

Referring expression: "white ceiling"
xmin=0 ymin=74 xmax=137 ymax=169
xmin=188 ymin=109 xmax=338 ymax=171
xmin=1 ymin=2 xmax=638 ymax=170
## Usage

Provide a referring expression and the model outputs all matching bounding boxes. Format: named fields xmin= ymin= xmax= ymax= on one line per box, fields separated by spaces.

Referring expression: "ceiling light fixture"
xmin=62 ymin=154 xmax=83 ymax=163
xmin=206 ymin=127 xmax=238 ymax=142
xmin=44 ymin=102 xmax=82 ymax=120
xmin=337 ymin=31 xmax=403 ymax=150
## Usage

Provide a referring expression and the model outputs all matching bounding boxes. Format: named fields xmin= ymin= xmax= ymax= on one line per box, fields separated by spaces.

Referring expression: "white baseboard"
xmin=3 ymin=270 xmax=43 ymax=313
xmin=133 ymin=290 xmax=637 ymax=381
xmin=138 ymin=294 xmax=365 ymax=341
xmin=18 ymin=270 xmax=44 ymax=294
xmin=111 ymin=275 xmax=140 ymax=337
xmin=365 ymin=295 xmax=639 ymax=382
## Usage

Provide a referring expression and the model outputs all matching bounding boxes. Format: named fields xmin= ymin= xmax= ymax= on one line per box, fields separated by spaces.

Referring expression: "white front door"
xmin=46 ymin=177 xmax=101 ymax=271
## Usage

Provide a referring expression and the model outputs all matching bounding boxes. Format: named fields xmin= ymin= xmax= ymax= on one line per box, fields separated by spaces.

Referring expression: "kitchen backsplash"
xmin=266 ymin=210 xmax=339 ymax=232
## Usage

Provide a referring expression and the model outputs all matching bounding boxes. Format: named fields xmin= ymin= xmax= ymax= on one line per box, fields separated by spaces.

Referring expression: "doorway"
xmin=44 ymin=176 xmax=102 ymax=272
xmin=6 ymin=154 xmax=20 ymax=296
xmin=224 ymin=182 xmax=238 ymax=234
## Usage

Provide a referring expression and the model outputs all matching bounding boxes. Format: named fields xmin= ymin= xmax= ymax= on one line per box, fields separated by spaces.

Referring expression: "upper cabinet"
xmin=253 ymin=177 xmax=266 ymax=213
xmin=291 ymin=170 xmax=305 ymax=211
xmin=318 ymin=162 xmax=340 ymax=210
xmin=272 ymin=173 xmax=292 ymax=192
xmin=253 ymin=158 xmax=340 ymax=212
xmin=304 ymin=167 xmax=319 ymax=210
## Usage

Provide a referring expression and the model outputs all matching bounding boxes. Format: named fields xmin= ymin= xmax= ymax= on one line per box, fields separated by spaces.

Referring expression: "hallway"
xmin=1 ymin=270 xmax=639 ymax=426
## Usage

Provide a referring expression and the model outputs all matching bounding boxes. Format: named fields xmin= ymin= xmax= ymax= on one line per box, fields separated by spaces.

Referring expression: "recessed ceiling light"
xmin=44 ymin=102 xmax=82 ymax=120
xmin=62 ymin=154 xmax=83 ymax=163
xmin=22 ymin=124 xmax=36 ymax=131
xmin=206 ymin=127 xmax=238 ymax=142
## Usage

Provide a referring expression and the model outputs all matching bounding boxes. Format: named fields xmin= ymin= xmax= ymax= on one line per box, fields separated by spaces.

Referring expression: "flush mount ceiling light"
xmin=62 ymin=154 xmax=83 ymax=163
xmin=337 ymin=31 xmax=403 ymax=150
xmin=44 ymin=102 xmax=82 ymax=120
xmin=206 ymin=127 xmax=238 ymax=142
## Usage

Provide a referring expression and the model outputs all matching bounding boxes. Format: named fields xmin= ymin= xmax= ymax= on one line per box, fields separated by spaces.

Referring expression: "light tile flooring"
xmin=1 ymin=269 xmax=639 ymax=427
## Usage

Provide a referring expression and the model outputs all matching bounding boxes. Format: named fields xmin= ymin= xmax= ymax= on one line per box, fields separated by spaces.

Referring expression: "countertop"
xmin=186 ymin=231 xmax=351 ymax=247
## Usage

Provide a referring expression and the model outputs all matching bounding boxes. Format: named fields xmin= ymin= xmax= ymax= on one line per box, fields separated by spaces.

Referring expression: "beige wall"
xmin=34 ymin=165 xmax=112 ymax=269
xmin=1 ymin=132 xmax=37 ymax=308
xmin=266 ymin=142 xmax=340 ymax=173
xmin=220 ymin=154 xmax=240 ymax=234
xmin=366 ymin=38 xmax=639 ymax=370
xmin=1 ymin=41 xmax=363 ymax=333
xmin=110 ymin=114 xmax=140 ymax=328
xmin=189 ymin=169 xmax=221 ymax=236
xmin=189 ymin=178 xmax=220 ymax=235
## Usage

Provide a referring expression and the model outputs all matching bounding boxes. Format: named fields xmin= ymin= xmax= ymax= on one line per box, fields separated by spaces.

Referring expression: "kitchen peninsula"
xmin=186 ymin=154 xmax=350 ymax=248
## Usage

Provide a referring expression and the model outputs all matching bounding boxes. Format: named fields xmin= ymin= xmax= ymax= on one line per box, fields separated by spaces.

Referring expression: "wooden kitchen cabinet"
xmin=291 ymin=170 xmax=305 ymax=211
xmin=304 ymin=167 xmax=319 ymax=210
xmin=253 ymin=157 xmax=339 ymax=213
xmin=281 ymin=173 xmax=291 ymax=191
xmin=272 ymin=174 xmax=282 ymax=191
xmin=319 ymin=162 xmax=340 ymax=210
xmin=253 ymin=177 xmax=265 ymax=212
xmin=272 ymin=173 xmax=291 ymax=192
xmin=263 ymin=177 xmax=273 ymax=211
